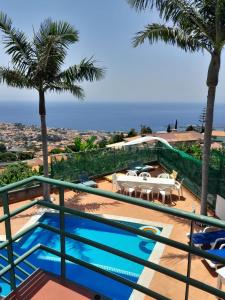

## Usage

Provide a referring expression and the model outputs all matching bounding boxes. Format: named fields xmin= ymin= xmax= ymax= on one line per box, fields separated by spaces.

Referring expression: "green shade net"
xmin=51 ymin=142 xmax=225 ymax=209
xmin=157 ymin=142 xmax=223 ymax=208
xmin=51 ymin=145 xmax=158 ymax=182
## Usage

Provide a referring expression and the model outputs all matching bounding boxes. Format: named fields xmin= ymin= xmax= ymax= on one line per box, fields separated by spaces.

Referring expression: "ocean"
xmin=0 ymin=100 xmax=224 ymax=132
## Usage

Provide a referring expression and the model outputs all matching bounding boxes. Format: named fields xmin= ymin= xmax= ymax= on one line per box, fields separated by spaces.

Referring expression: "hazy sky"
xmin=0 ymin=0 xmax=224 ymax=103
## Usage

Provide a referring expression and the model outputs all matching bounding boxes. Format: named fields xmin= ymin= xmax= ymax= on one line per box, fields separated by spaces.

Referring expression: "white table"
xmin=117 ymin=175 xmax=175 ymax=190
xmin=216 ymin=267 xmax=225 ymax=298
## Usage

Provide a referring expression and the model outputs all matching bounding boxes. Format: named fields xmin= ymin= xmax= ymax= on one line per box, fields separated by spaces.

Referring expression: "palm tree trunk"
xmin=39 ymin=90 xmax=50 ymax=201
xmin=201 ymin=52 xmax=221 ymax=215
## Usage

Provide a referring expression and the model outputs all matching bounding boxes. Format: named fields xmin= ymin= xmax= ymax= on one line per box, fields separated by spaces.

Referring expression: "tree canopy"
xmin=0 ymin=15 xmax=104 ymax=99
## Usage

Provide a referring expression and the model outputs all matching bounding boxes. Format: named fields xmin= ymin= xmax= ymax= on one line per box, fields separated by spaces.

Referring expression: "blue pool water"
xmin=0 ymin=213 xmax=162 ymax=299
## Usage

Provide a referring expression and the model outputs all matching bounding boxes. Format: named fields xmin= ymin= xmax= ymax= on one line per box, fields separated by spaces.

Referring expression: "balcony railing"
xmin=0 ymin=176 xmax=225 ymax=299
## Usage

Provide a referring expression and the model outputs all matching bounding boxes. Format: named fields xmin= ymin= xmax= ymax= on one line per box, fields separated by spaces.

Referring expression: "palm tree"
xmin=128 ymin=0 xmax=225 ymax=215
xmin=0 ymin=13 xmax=104 ymax=200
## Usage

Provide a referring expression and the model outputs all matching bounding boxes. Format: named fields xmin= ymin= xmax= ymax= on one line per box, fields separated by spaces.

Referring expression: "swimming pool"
xmin=0 ymin=213 xmax=167 ymax=299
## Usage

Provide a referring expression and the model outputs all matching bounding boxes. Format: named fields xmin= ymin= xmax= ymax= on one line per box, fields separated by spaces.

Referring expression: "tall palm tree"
xmin=128 ymin=0 xmax=225 ymax=215
xmin=0 ymin=13 xmax=104 ymax=200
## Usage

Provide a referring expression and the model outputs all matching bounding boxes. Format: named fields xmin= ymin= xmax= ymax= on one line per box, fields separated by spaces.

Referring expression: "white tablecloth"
xmin=116 ymin=175 xmax=175 ymax=190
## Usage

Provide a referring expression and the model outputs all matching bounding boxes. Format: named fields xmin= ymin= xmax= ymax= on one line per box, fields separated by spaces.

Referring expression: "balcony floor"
xmin=5 ymin=269 xmax=101 ymax=300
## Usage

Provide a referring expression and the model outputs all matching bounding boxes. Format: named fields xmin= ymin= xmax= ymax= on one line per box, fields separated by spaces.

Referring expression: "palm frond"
xmin=0 ymin=67 xmax=33 ymax=89
xmin=46 ymin=82 xmax=84 ymax=99
xmin=127 ymin=0 xmax=154 ymax=11
xmin=158 ymin=0 xmax=211 ymax=39
xmin=0 ymin=16 xmax=103 ymax=99
xmin=215 ymin=0 xmax=225 ymax=45
xmin=34 ymin=19 xmax=79 ymax=77
xmin=0 ymin=11 xmax=33 ymax=70
xmin=34 ymin=18 xmax=78 ymax=50
xmin=133 ymin=23 xmax=209 ymax=52
xmin=128 ymin=0 xmax=213 ymax=46
xmin=59 ymin=58 xmax=105 ymax=83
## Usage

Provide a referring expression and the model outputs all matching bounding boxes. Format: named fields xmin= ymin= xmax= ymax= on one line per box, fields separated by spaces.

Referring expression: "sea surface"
xmin=0 ymin=100 xmax=224 ymax=132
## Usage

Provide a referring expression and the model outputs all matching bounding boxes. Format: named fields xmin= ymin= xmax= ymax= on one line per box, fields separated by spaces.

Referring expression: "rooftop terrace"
xmin=0 ymin=164 xmax=224 ymax=299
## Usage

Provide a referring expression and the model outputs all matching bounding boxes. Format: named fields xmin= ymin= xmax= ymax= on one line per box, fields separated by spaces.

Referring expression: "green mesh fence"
xmin=210 ymin=150 xmax=225 ymax=201
xmin=157 ymin=142 xmax=224 ymax=208
xmin=51 ymin=143 xmax=225 ymax=208
xmin=51 ymin=146 xmax=158 ymax=182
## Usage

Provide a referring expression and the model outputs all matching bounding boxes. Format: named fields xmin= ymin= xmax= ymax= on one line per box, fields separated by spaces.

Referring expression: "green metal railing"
xmin=0 ymin=176 xmax=225 ymax=299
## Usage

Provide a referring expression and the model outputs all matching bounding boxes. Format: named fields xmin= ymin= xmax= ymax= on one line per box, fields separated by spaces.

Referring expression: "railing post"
xmin=185 ymin=207 xmax=195 ymax=300
xmin=59 ymin=187 xmax=66 ymax=278
xmin=1 ymin=192 xmax=16 ymax=291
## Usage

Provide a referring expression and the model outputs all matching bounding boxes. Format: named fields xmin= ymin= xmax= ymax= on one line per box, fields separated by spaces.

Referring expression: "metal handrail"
xmin=37 ymin=200 xmax=225 ymax=265
xmin=0 ymin=176 xmax=225 ymax=299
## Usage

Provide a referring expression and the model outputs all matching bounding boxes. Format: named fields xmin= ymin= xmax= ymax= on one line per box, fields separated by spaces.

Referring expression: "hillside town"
xmin=1 ymin=122 xmax=225 ymax=159
xmin=0 ymin=122 xmax=111 ymax=156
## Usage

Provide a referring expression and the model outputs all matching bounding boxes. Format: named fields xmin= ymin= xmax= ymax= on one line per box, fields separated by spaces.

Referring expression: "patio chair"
xmin=117 ymin=182 xmax=125 ymax=194
xmin=205 ymin=244 xmax=225 ymax=269
xmin=128 ymin=164 xmax=154 ymax=175
xmin=112 ymin=173 xmax=118 ymax=190
xmin=139 ymin=172 xmax=151 ymax=178
xmin=78 ymin=174 xmax=97 ymax=188
xmin=123 ymin=183 xmax=135 ymax=197
xmin=170 ymin=170 xmax=178 ymax=180
xmin=174 ymin=179 xmax=184 ymax=200
xmin=126 ymin=170 xmax=137 ymax=176
xmin=138 ymin=165 xmax=154 ymax=173
xmin=140 ymin=184 xmax=153 ymax=201
xmin=157 ymin=173 xmax=170 ymax=179
xmin=157 ymin=187 xmax=172 ymax=204
xmin=189 ymin=229 xmax=225 ymax=249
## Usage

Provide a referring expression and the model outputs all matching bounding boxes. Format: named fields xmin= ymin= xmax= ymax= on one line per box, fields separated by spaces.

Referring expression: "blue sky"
xmin=0 ymin=0 xmax=224 ymax=103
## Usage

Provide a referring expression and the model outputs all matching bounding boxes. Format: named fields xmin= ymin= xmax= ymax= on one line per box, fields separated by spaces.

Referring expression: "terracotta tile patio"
xmin=0 ymin=167 xmax=220 ymax=300
xmin=5 ymin=269 xmax=102 ymax=300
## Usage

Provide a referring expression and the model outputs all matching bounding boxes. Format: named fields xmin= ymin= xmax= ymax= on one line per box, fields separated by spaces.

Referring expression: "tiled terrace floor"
xmin=5 ymin=270 xmax=101 ymax=300
xmin=0 ymin=166 xmax=220 ymax=300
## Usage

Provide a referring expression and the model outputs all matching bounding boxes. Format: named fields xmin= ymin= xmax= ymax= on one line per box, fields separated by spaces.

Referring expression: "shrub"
xmin=108 ymin=133 xmax=124 ymax=144
xmin=50 ymin=148 xmax=64 ymax=154
xmin=140 ymin=125 xmax=152 ymax=135
xmin=127 ymin=128 xmax=138 ymax=137
xmin=0 ymin=162 xmax=39 ymax=186
xmin=0 ymin=152 xmax=17 ymax=162
xmin=17 ymin=151 xmax=35 ymax=160
xmin=0 ymin=143 xmax=7 ymax=153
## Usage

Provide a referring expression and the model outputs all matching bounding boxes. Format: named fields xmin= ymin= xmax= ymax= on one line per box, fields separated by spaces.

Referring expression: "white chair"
xmin=174 ymin=179 xmax=184 ymax=200
xmin=126 ymin=170 xmax=137 ymax=176
xmin=140 ymin=185 xmax=153 ymax=201
xmin=151 ymin=187 xmax=160 ymax=201
xmin=117 ymin=182 xmax=125 ymax=194
xmin=112 ymin=173 xmax=117 ymax=190
xmin=123 ymin=183 xmax=135 ymax=197
xmin=139 ymin=172 xmax=151 ymax=177
xmin=170 ymin=170 xmax=178 ymax=180
xmin=158 ymin=187 xmax=172 ymax=204
xmin=157 ymin=173 xmax=170 ymax=179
